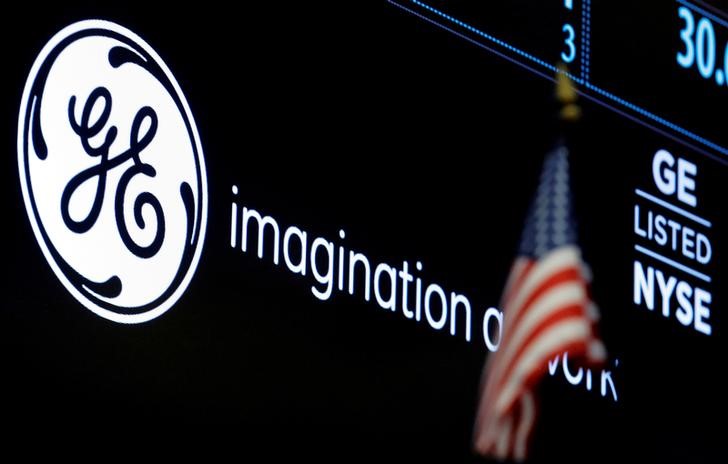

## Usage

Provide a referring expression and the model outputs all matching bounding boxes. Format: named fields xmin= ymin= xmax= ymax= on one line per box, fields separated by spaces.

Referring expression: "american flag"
xmin=473 ymin=145 xmax=606 ymax=462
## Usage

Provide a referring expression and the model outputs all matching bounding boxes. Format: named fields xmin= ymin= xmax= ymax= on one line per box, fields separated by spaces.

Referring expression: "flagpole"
xmin=472 ymin=61 xmax=606 ymax=463
xmin=556 ymin=63 xmax=581 ymax=123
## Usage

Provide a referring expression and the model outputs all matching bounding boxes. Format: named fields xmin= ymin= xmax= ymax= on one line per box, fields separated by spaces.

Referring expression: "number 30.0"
xmin=677 ymin=6 xmax=716 ymax=79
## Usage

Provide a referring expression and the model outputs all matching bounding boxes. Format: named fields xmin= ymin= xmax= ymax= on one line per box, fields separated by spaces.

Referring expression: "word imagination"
xmin=229 ymin=186 xmax=504 ymax=351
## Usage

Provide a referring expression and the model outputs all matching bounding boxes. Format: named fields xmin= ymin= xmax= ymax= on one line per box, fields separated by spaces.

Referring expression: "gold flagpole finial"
xmin=556 ymin=63 xmax=582 ymax=122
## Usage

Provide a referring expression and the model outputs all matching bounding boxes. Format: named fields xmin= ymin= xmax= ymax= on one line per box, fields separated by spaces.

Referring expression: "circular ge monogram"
xmin=18 ymin=20 xmax=208 ymax=323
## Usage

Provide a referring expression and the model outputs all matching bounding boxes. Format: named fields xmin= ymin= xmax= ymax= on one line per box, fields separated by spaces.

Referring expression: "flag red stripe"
xmin=474 ymin=146 xmax=608 ymax=461
xmin=486 ymin=268 xmax=586 ymax=400
xmin=500 ymin=247 xmax=581 ymax=322
xmin=492 ymin=306 xmax=588 ymax=413
xmin=503 ymin=266 xmax=585 ymax=339
xmin=477 ymin=313 xmax=591 ymax=448
xmin=501 ymin=338 xmax=589 ymax=420
xmin=477 ymin=340 xmax=586 ymax=459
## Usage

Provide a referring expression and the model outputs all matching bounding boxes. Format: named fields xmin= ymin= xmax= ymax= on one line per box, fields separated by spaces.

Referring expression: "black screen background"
xmin=0 ymin=1 xmax=724 ymax=461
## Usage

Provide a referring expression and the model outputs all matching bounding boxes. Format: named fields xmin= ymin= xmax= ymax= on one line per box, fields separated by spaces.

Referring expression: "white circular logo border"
xmin=17 ymin=19 xmax=208 ymax=324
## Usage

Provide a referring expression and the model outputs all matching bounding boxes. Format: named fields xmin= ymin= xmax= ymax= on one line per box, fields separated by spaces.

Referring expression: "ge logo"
xmin=18 ymin=20 xmax=208 ymax=323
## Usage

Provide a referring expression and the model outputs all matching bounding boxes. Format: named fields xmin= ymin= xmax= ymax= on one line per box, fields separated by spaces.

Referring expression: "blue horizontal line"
xmin=584 ymin=83 xmax=728 ymax=157
xmin=409 ymin=0 xmax=563 ymax=77
xmin=397 ymin=0 xmax=728 ymax=161
xmin=635 ymin=189 xmax=712 ymax=228
xmin=677 ymin=0 xmax=728 ymax=30
xmin=635 ymin=245 xmax=711 ymax=283
xmin=690 ymin=0 xmax=728 ymax=20
xmin=577 ymin=84 xmax=725 ymax=165
xmin=387 ymin=1 xmax=582 ymax=86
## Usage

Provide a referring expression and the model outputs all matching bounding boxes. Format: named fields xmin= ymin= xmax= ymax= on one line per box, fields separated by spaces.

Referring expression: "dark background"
xmin=0 ymin=1 xmax=724 ymax=461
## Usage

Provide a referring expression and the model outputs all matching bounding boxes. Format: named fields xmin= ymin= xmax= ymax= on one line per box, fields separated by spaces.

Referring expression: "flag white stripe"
xmin=495 ymin=414 xmax=513 ymax=460
xmin=503 ymin=246 xmax=581 ymax=324
xmin=474 ymin=147 xmax=609 ymax=461
xmin=494 ymin=319 xmax=591 ymax=414
xmin=588 ymin=339 xmax=608 ymax=362
xmin=513 ymin=390 xmax=536 ymax=462
xmin=487 ymin=280 xmax=586 ymax=399
xmin=482 ymin=253 xmax=580 ymax=407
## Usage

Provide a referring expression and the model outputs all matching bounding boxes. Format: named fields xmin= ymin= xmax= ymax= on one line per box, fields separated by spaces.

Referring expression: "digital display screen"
xmin=1 ymin=1 xmax=724 ymax=461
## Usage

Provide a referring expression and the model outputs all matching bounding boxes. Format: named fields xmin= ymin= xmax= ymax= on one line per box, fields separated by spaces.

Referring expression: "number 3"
xmin=677 ymin=6 xmax=695 ymax=68
xmin=562 ymin=24 xmax=576 ymax=63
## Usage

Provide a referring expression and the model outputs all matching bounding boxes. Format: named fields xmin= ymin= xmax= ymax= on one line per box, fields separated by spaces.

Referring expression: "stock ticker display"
xmin=0 ymin=1 xmax=725 ymax=461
